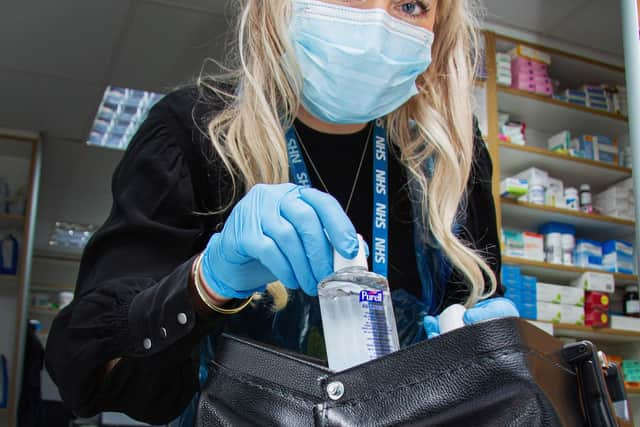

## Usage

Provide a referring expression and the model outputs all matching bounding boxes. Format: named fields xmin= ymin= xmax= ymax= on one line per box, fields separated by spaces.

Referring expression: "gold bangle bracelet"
xmin=193 ymin=254 xmax=253 ymax=315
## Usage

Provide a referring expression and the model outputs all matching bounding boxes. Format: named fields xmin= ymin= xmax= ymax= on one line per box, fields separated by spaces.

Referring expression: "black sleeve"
xmin=458 ymin=124 xmax=504 ymax=297
xmin=45 ymin=92 xmax=227 ymax=424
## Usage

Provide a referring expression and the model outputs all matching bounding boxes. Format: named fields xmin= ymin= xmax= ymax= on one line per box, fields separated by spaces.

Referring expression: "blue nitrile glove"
xmin=423 ymin=297 xmax=520 ymax=339
xmin=200 ymin=183 xmax=359 ymax=299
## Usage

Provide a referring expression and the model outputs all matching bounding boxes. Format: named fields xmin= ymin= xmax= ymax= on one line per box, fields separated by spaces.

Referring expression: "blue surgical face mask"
xmin=290 ymin=0 xmax=434 ymax=124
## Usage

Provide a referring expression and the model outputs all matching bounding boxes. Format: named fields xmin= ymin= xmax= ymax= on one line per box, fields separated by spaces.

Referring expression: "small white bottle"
xmin=318 ymin=235 xmax=400 ymax=371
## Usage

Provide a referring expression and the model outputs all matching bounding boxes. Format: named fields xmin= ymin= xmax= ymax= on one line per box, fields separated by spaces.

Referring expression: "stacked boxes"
xmin=510 ymin=56 xmax=552 ymax=96
xmin=570 ymin=271 xmax=615 ymax=294
xmin=535 ymin=282 xmax=585 ymax=325
xmin=582 ymin=85 xmax=611 ymax=111
xmin=595 ymin=178 xmax=635 ymax=221
xmin=496 ymin=53 xmax=511 ymax=86
xmin=603 ymin=240 xmax=634 ymax=274
xmin=503 ymin=265 xmax=536 ymax=319
xmin=584 ymin=291 xmax=610 ymax=327
xmin=572 ymin=272 xmax=615 ymax=328
xmin=556 ymin=89 xmax=588 ymax=107
xmin=568 ymin=134 xmax=618 ymax=163
xmin=574 ymin=239 xmax=603 ymax=270
xmin=502 ymin=265 xmax=586 ymax=325
xmin=501 ymin=230 xmax=544 ymax=262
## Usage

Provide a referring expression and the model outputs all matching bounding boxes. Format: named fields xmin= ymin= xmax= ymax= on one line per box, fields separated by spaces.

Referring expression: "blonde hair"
xmin=200 ymin=0 xmax=496 ymax=310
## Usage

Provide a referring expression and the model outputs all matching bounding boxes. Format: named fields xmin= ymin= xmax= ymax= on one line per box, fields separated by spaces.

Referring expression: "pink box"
xmin=511 ymin=65 xmax=549 ymax=78
xmin=511 ymin=80 xmax=536 ymax=92
xmin=511 ymin=57 xmax=548 ymax=73
xmin=535 ymin=84 xmax=553 ymax=96
xmin=512 ymin=74 xmax=551 ymax=86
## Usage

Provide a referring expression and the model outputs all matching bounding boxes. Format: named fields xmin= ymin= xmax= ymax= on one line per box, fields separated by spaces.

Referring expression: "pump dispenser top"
xmin=334 ymin=234 xmax=368 ymax=272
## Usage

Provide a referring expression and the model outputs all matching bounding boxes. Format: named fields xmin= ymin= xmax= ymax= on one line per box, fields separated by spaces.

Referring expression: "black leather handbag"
xmin=196 ymin=318 xmax=615 ymax=426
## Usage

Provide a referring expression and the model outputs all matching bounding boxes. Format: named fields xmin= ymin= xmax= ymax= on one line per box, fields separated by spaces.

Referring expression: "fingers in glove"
xmin=280 ymin=191 xmax=333 ymax=283
xmin=298 ymin=188 xmax=358 ymax=259
xmin=463 ymin=298 xmax=519 ymax=325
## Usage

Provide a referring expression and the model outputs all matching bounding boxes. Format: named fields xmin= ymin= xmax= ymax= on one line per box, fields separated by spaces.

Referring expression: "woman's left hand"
xmin=423 ymin=297 xmax=520 ymax=339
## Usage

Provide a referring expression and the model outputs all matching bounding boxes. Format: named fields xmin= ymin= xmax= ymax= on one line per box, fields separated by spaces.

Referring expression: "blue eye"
xmin=400 ymin=1 xmax=427 ymax=17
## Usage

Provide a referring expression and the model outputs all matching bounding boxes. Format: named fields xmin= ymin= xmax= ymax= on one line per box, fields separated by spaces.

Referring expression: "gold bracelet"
xmin=193 ymin=254 xmax=253 ymax=315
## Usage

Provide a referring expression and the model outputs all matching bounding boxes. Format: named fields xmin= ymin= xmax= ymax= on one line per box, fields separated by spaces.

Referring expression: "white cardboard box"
xmin=570 ymin=272 xmax=615 ymax=294
xmin=537 ymin=302 xmax=584 ymax=325
xmin=536 ymin=282 xmax=585 ymax=306
xmin=610 ymin=315 xmax=640 ymax=332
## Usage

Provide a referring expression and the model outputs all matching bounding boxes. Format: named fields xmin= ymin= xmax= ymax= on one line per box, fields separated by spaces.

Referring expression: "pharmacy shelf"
xmin=28 ymin=307 xmax=60 ymax=316
xmin=502 ymin=256 xmax=638 ymax=287
xmin=627 ymin=388 xmax=640 ymax=396
xmin=499 ymin=142 xmax=631 ymax=193
xmin=497 ymin=87 xmax=628 ymax=137
xmin=501 ymin=199 xmax=635 ymax=241
xmin=0 ymin=274 xmax=18 ymax=285
xmin=30 ymin=282 xmax=75 ymax=293
xmin=33 ymin=249 xmax=82 ymax=263
xmin=0 ymin=212 xmax=25 ymax=226
xmin=539 ymin=321 xmax=640 ymax=344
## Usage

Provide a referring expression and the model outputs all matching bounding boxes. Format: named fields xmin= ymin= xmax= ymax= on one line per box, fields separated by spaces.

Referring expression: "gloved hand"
xmin=200 ymin=183 xmax=359 ymax=299
xmin=423 ymin=297 xmax=519 ymax=339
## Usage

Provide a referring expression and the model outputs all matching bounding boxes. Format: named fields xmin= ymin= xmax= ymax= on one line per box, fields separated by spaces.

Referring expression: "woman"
xmin=46 ymin=0 xmax=517 ymax=424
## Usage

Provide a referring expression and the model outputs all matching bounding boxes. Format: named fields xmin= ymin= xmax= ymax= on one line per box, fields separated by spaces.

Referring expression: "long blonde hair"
xmin=200 ymin=0 xmax=496 ymax=310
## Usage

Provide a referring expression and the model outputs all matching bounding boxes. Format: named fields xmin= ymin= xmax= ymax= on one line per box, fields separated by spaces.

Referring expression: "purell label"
xmin=359 ymin=290 xmax=383 ymax=303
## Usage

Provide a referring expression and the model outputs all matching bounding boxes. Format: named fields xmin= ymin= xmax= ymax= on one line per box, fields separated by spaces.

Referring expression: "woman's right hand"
xmin=200 ymin=183 xmax=359 ymax=299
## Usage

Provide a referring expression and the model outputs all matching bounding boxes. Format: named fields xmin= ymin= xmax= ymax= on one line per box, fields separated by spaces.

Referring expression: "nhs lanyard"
xmin=285 ymin=119 xmax=389 ymax=278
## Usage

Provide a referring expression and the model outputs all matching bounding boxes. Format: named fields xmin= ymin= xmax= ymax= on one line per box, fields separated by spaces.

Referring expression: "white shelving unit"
xmin=484 ymin=30 xmax=639 ymax=424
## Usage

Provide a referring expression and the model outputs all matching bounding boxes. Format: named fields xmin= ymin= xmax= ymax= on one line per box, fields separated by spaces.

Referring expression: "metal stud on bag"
xmin=326 ymin=381 xmax=345 ymax=401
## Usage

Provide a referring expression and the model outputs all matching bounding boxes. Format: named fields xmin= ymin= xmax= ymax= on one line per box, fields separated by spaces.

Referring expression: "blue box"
xmin=595 ymin=135 xmax=613 ymax=145
xmin=598 ymin=151 xmax=616 ymax=164
xmin=577 ymin=136 xmax=596 ymax=160
xmin=516 ymin=302 xmax=537 ymax=319
xmin=566 ymin=89 xmax=587 ymax=98
xmin=603 ymin=240 xmax=634 ymax=274
xmin=502 ymin=265 xmax=522 ymax=276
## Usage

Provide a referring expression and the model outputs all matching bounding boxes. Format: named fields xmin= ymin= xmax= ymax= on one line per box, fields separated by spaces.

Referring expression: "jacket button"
xmin=327 ymin=381 xmax=344 ymax=400
xmin=160 ymin=327 xmax=167 ymax=339
xmin=177 ymin=313 xmax=188 ymax=325
xmin=143 ymin=338 xmax=152 ymax=350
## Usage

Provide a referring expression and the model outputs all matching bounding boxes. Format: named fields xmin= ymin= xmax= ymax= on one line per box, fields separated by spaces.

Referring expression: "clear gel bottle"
xmin=318 ymin=235 xmax=400 ymax=371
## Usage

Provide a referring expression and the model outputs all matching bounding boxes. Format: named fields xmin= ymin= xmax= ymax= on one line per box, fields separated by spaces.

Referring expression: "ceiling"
xmin=0 ymin=0 xmax=627 ymax=144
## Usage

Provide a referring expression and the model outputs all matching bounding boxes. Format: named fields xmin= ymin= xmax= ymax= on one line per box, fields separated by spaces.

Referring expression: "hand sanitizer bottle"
xmin=318 ymin=235 xmax=400 ymax=371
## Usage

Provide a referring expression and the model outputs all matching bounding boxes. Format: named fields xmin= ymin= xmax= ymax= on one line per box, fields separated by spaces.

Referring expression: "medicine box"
xmin=611 ymin=315 xmax=640 ymax=332
xmin=570 ymin=271 xmax=615 ymax=294
xmin=584 ymin=308 xmax=609 ymax=327
xmin=514 ymin=167 xmax=548 ymax=187
xmin=536 ymin=282 xmax=584 ymax=306
xmin=496 ymin=52 xmax=511 ymax=65
xmin=511 ymin=80 xmax=536 ymax=93
xmin=517 ymin=302 xmax=537 ymax=320
xmin=603 ymin=240 xmax=634 ymax=275
xmin=502 ymin=230 xmax=524 ymax=258
xmin=547 ymin=131 xmax=570 ymax=153
xmin=535 ymin=84 xmax=553 ymax=96
xmin=523 ymin=232 xmax=544 ymax=262
xmin=545 ymin=177 xmax=564 ymax=208
xmin=536 ymin=302 xmax=584 ymax=325
xmin=574 ymin=239 xmax=603 ymax=270
xmin=500 ymin=177 xmax=528 ymax=198
xmin=595 ymin=143 xmax=618 ymax=164
xmin=510 ymin=47 xmax=552 ymax=66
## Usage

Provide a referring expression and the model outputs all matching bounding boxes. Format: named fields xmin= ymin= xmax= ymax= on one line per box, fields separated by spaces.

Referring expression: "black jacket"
xmin=45 ymin=87 xmax=502 ymax=424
